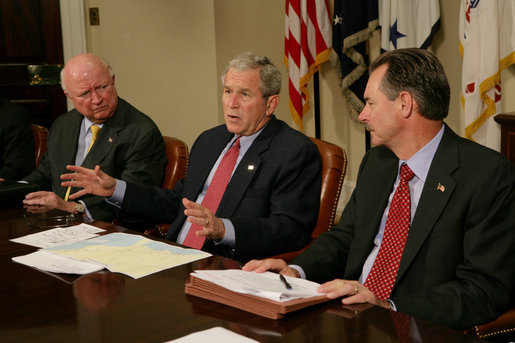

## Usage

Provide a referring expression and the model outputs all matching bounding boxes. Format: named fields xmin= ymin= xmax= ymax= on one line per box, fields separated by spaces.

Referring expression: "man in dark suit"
xmin=244 ymin=48 xmax=515 ymax=330
xmin=0 ymin=97 xmax=34 ymax=181
xmin=62 ymin=52 xmax=322 ymax=262
xmin=23 ymin=54 xmax=167 ymax=222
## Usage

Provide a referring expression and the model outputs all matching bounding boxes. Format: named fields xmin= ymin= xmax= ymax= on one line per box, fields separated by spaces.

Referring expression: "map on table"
xmin=40 ymin=232 xmax=211 ymax=278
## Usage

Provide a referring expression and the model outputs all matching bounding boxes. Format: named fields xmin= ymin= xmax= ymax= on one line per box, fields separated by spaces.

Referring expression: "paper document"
xmin=191 ymin=269 xmax=323 ymax=302
xmin=40 ymin=232 xmax=211 ymax=278
xmin=167 ymin=327 xmax=259 ymax=343
xmin=10 ymin=223 xmax=105 ymax=248
xmin=12 ymin=250 xmax=104 ymax=275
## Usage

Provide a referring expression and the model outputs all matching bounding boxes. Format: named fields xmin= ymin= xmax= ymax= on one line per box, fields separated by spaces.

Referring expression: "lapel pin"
xmin=437 ymin=183 xmax=445 ymax=192
xmin=248 ymin=165 xmax=255 ymax=170
xmin=108 ymin=137 xmax=113 ymax=143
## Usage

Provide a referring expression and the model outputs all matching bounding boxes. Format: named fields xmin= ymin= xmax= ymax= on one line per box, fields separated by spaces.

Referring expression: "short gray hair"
xmin=221 ymin=52 xmax=281 ymax=99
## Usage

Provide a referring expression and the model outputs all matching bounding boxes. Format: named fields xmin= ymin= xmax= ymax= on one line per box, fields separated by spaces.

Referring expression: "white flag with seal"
xmin=459 ymin=0 xmax=515 ymax=150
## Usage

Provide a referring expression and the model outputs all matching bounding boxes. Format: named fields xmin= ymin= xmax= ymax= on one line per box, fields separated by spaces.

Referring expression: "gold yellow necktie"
xmin=88 ymin=124 xmax=100 ymax=153
xmin=64 ymin=125 xmax=100 ymax=201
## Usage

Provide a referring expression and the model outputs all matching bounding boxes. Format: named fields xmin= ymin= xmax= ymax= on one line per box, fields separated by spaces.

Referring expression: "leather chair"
xmin=161 ymin=136 xmax=189 ymax=190
xmin=272 ymin=137 xmax=347 ymax=262
xmin=143 ymin=136 xmax=188 ymax=237
xmin=465 ymin=306 xmax=515 ymax=341
xmin=31 ymin=124 xmax=48 ymax=168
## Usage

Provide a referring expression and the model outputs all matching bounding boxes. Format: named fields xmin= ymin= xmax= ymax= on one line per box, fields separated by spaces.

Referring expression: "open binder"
xmin=185 ymin=272 xmax=330 ymax=319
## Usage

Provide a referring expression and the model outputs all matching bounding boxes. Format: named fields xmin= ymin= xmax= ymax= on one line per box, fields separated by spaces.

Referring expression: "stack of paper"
xmin=185 ymin=270 xmax=329 ymax=319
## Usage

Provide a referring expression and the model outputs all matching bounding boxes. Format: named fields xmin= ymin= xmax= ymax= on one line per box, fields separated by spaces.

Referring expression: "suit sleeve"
xmin=83 ymin=120 xmax=167 ymax=220
xmin=121 ymin=180 xmax=182 ymax=224
xmin=231 ymin=140 xmax=321 ymax=260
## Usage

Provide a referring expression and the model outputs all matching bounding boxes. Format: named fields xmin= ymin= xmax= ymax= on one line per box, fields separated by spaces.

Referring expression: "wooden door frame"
xmin=59 ymin=0 xmax=87 ymax=111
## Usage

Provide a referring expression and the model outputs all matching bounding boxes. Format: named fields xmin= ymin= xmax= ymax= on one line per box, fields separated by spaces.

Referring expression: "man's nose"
xmin=227 ymin=94 xmax=239 ymax=108
xmin=358 ymin=106 xmax=368 ymax=122
xmin=91 ymin=89 xmax=102 ymax=104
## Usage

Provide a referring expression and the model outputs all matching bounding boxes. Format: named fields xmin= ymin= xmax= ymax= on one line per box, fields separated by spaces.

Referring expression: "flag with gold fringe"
xmin=460 ymin=0 xmax=515 ymax=150
xmin=285 ymin=0 xmax=332 ymax=131
xmin=331 ymin=0 xmax=378 ymax=119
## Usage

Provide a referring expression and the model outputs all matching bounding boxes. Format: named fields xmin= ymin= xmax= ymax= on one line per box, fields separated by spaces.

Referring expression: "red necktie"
xmin=183 ymin=138 xmax=241 ymax=249
xmin=364 ymin=163 xmax=415 ymax=300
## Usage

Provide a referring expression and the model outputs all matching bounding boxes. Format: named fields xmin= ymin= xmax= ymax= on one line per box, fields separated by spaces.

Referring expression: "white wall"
xmin=84 ymin=0 xmax=220 ymax=147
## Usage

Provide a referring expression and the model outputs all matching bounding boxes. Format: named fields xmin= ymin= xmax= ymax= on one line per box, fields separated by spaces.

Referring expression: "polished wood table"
xmin=0 ymin=207 xmax=484 ymax=342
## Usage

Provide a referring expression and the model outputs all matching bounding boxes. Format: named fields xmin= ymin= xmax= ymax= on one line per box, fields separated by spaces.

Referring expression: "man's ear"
xmin=399 ymin=91 xmax=414 ymax=118
xmin=265 ymin=95 xmax=280 ymax=116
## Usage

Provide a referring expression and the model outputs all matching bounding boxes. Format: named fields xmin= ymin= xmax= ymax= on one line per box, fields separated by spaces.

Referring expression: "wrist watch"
xmin=74 ymin=202 xmax=85 ymax=215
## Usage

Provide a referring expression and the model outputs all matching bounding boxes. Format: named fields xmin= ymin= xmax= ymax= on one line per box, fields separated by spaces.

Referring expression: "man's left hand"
xmin=182 ymin=198 xmax=226 ymax=241
xmin=318 ymin=279 xmax=390 ymax=309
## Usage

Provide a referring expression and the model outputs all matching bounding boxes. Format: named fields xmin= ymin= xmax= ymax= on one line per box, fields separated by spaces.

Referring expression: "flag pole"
xmin=314 ymin=72 xmax=321 ymax=139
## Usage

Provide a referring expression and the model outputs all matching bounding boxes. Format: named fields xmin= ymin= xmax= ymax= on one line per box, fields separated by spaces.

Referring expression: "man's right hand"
xmin=60 ymin=165 xmax=116 ymax=199
xmin=242 ymin=259 xmax=300 ymax=278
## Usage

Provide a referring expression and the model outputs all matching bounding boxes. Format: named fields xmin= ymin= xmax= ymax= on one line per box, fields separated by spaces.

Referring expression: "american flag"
xmin=285 ymin=0 xmax=332 ymax=131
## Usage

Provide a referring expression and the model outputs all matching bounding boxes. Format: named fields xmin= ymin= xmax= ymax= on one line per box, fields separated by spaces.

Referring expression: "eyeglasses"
xmin=24 ymin=210 xmax=76 ymax=229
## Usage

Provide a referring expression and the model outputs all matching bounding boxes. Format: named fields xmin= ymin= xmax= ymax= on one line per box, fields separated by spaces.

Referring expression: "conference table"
xmin=0 ymin=206 xmax=484 ymax=342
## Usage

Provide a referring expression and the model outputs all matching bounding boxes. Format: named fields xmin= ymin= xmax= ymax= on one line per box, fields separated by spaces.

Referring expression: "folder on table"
xmin=185 ymin=270 xmax=330 ymax=319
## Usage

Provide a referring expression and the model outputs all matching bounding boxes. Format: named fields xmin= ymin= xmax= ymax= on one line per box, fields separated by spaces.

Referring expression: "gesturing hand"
xmin=61 ymin=165 xmax=116 ymax=199
xmin=183 ymin=198 xmax=226 ymax=241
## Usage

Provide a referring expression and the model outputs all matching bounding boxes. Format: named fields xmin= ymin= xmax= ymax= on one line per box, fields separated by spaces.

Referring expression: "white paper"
xmin=191 ymin=269 xmax=324 ymax=302
xmin=12 ymin=250 xmax=104 ymax=274
xmin=10 ymin=223 xmax=105 ymax=248
xmin=167 ymin=327 xmax=259 ymax=343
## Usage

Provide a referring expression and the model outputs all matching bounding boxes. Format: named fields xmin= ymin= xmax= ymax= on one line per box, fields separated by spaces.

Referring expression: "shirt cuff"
xmin=78 ymin=200 xmax=92 ymax=218
xmin=289 ymin=264 xmax=306 ymax=279
xmin=105 ymin=179 xmax=125 ymax=209
xmin=386 ymin=299 xmax=397 ymax=311
xmin=218 ymin=218 xmax=235 ymax=248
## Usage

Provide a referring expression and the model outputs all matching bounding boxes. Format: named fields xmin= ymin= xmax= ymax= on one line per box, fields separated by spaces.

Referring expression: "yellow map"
xmin=44 ymin=233 xmax=211 ymax=278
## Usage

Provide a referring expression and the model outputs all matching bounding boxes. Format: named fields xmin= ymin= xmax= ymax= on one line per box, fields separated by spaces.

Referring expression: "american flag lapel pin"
xmin=437 ymin=183 xmax=445 ymax=192
xmin=108 ymin=137 xmax=113 ymax=143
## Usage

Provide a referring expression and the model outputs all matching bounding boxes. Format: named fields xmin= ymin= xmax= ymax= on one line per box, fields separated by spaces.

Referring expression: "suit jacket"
xmin=122 ymin=115 xmax=322 ymax=262
xmin=293 ymin=124 xmax=515 ymax=329
xmin=0 ymin=97 xmax=34 ymax=180
xmin=23 ymin=98 xmax=167 ymax=221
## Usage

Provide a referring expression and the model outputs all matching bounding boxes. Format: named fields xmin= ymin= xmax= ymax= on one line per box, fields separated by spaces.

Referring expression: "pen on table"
xmin=279 ymin=274 xmax=292 ymax=290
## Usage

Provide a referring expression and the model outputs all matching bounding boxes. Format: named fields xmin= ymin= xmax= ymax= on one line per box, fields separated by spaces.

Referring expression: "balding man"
xmin=23 ymin=54 xmax=167 ymax=222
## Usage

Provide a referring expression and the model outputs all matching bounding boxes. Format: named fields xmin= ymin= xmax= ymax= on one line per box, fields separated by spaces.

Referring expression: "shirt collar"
xmin=82 ymin=117 xmax=104 ymax=132
xmin=229 ymin=121 xmax=267 ymax=155
xmin=401 ymin=124 xmax=445 ymax=182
